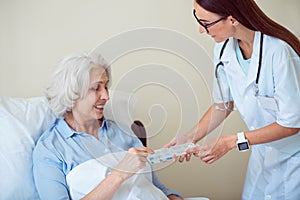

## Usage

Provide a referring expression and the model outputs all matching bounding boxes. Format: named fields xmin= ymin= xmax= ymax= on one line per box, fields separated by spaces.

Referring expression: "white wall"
xmin=1 ymin=0 xmax=299 ymax=199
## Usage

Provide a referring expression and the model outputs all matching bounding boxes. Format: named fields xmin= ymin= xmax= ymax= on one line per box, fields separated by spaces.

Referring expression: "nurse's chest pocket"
xmin=257 ymin=96 xmax=279 ymax=111
xmin=257 ymin=96 xmax=278 ymax=124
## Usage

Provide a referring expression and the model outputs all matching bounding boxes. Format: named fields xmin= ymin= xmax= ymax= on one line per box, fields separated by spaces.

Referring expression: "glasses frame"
xmin=193 ymin=9 xmax=227 ymax=33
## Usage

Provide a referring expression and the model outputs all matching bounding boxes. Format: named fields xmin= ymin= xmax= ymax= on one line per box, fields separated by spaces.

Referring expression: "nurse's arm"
xmin=187 ymin=123 xmax=299 ymax=164
xmin=166 ymin=102 xmax=233 ymax=162
xmin=174 ymin=102 xmax=233 ymax=163
xmin=244 ymin=122 xmax=300 ymax=145
xmin=190 ymin=102 xmax=233 ymax=143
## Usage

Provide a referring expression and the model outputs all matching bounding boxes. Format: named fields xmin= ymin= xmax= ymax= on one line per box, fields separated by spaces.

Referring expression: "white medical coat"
xmin=213 ymin=32 xmax=300 ymax=200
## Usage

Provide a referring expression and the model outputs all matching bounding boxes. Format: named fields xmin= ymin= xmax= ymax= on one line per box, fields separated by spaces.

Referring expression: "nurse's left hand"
xmin=186 ymin=135 xmax=236 ymax=164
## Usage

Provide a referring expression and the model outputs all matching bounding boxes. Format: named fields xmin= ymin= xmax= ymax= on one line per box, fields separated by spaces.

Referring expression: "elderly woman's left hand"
xmin=186 ymin=135 xmax=236 ymax=164
xmin=167 ymin=194 xmax=183 ymax=200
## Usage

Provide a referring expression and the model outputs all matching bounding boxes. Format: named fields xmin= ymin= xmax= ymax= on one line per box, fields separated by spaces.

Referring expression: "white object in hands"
xmin=147 ymin=143 xmax=196 ymax=165
xmin=67 ymin=152 xmax=168 ymax=200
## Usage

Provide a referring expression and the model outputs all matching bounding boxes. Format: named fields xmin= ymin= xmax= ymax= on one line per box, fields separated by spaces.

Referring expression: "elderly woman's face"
xmin=73 ymin=66 xmax=109 ymax=121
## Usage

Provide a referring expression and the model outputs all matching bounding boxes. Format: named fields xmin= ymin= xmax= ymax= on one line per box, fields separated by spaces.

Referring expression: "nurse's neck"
xmin=235 ymin=28 xmax=255 ymax=59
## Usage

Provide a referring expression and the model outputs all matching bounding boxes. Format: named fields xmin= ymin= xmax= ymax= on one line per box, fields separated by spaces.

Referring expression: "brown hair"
xmin=196 ymin=0 xmax=300 ymax=56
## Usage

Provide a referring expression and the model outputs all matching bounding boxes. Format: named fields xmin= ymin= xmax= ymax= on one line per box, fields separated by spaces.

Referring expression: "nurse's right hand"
xmin=164 ymin=134 xmax=194 ymax=162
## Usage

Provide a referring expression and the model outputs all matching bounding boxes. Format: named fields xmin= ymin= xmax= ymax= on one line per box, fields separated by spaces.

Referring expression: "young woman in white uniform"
xmin=166 ymin=0 xmax=300 ymax=199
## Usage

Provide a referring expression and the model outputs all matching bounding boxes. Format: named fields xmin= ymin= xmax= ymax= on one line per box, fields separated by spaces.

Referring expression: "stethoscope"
xmin=215 ymin=33 xmax=264 ymax=111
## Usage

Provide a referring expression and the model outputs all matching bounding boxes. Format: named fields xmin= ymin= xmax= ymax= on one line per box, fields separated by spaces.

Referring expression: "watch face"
xmin=238 ymin=142 xmax=249 ymax=151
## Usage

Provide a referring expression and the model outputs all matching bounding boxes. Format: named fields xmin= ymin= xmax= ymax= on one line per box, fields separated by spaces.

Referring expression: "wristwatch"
xmin=236 ymin=132 xmax=250 ymax=152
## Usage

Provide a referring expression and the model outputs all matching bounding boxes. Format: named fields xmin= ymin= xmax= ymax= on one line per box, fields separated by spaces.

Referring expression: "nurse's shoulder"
xmin=264 ymin=35 xmax=298 ymax=57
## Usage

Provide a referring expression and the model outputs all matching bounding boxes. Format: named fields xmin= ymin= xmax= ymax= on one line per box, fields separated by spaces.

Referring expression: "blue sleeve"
xmin=33 ymin=142 xmax=70 ymax=200
xmin=152 ymin=171 xmax=183 ymax=198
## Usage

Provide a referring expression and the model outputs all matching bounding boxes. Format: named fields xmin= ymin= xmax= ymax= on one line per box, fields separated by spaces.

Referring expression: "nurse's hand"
xmin=164 ymin=134 xmax=194 ymax=162
xmin=186 ymin=135 xmax=236 ymax=164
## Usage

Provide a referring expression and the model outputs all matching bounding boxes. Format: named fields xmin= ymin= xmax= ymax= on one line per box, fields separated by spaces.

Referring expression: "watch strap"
xmin=237 ymin=132 xmax=246 ymax=142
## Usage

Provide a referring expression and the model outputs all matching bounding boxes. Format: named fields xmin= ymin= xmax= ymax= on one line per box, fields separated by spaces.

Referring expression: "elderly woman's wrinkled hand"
xmin=115 ymin=146 xmax=154 ymax=180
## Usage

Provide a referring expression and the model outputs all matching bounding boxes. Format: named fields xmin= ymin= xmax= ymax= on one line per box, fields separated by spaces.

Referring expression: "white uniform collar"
xmin=220 ymin=31 xmax=262 ymax=63
xmin=220 ymin=31 xmax=263 ymax=88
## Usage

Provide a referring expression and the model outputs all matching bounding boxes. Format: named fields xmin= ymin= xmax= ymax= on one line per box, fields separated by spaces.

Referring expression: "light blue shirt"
xmin=33 ymin=118 xmax=181 ymax=200
xmin=235 ymin=40 xmax=251 ymax=75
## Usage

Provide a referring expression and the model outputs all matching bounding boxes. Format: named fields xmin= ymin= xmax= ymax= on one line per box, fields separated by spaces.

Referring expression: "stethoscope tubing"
xmin=215 ymin=33 xmax=264 ymax=97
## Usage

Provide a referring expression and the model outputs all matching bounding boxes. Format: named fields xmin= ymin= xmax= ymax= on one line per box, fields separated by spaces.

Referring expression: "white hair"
xmin=45 ymin=51 xmax=111 ymax=118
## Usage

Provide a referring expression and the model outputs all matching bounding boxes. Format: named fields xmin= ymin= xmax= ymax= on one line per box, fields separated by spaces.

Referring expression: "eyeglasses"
xmin=193 ymin=9 xmax=227 ymax=33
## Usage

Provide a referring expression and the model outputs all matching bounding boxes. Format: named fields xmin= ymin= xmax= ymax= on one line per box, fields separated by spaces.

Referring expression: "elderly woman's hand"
xmin=115 ymin=146 xmax=153 ymax=180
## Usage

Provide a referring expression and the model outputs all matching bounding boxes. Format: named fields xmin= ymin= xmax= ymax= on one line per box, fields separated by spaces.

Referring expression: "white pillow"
xmin=0 ymin=97 xmax=56 ymax=200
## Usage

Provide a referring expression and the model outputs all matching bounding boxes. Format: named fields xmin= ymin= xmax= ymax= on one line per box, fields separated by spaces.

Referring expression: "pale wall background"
xmin=0 ymin=0 xmax=299 ymax=199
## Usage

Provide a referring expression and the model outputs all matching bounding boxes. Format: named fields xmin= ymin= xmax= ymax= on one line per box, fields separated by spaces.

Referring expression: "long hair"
xmin=196 ymin=0 xmax=300 ymax=56
xmin=45 ymin=51 xmax=111 ymax=118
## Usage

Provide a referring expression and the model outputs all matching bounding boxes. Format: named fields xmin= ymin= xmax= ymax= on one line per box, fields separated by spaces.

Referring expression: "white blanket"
xmin=66 ymin=152 xmax=168 ymax=200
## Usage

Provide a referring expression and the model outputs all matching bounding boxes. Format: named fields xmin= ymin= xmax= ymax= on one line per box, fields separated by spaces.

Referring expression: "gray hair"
xmin=45 ymin=51 xmax=111 ymax=118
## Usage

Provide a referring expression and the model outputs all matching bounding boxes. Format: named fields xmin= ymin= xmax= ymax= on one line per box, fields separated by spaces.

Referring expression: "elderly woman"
xmin=33 ymin=52 xmax=182 ymax=200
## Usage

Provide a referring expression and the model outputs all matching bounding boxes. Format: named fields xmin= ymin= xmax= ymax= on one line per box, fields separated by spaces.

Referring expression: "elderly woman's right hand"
xmin=114 ymin=146 xmax=154 ymax=181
